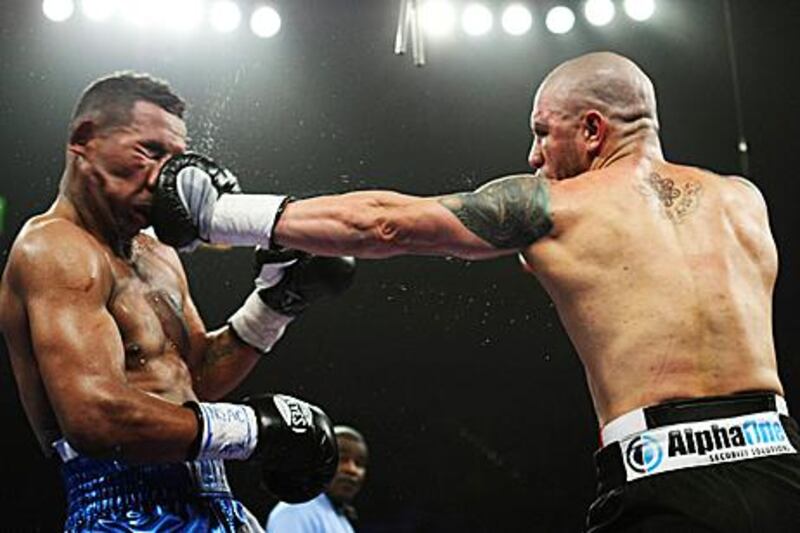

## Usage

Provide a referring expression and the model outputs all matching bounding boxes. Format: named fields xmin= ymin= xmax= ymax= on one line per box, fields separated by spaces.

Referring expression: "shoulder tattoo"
xmin=438 ymin=175 xmax=553 ymax=249
xmin=636 ymin=172 xmax=703 ymax=223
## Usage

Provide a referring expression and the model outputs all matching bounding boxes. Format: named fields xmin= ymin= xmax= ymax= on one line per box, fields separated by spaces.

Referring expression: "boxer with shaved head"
xmin=154 ymin=52 xmax=800 ymax=531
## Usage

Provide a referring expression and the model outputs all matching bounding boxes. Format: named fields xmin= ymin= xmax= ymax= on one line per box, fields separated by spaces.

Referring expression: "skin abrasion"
xmin=438 ymin=175 xmax=553 ymax=249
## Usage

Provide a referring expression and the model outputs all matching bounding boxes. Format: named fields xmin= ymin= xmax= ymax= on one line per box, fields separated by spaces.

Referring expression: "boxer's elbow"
xmin=350 ymin=213 xmax=412 ymax=258
xmin=340 ymin=200 xmax=414 ymax=258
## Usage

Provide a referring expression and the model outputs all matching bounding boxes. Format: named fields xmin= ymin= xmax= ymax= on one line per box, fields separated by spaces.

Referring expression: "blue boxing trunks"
xmin=54 ymin=439 xmax=263 ymax=532
xmin=586 ymin=392 xmax=800 ymax=532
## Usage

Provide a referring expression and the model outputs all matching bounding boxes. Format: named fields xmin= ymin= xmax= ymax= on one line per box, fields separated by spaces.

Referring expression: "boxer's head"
xmin=528 ymin=52 xmax=660 ymax=180
xmin=65 ymin=73 xmax=187 ymax=239
xmin=325 ymin=425 xmax=368 ymax=506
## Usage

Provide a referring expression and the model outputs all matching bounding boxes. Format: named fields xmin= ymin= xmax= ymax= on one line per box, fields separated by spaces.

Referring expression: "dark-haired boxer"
xmin=0 ymin=72 xmax=355 ymax=532
xmin=153 ymin=52 xmax=800 ymax=531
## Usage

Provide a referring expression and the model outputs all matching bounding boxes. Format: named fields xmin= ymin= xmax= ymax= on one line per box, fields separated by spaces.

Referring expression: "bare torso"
xmin=521 ymin=160 xmax=781 ymax=425
xmin=0 ymin=210 xmax=197 ymax=454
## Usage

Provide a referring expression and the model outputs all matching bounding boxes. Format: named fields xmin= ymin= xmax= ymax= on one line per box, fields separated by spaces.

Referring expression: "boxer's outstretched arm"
xmin=274 ymin=174 xmax=553 ymax=259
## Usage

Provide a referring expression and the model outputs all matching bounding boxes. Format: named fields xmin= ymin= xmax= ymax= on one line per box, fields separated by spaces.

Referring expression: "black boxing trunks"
xmin=586 ymin=392 xmax=800 ymax=532
xmin=54 ymin=438 xmax=263 ymax=532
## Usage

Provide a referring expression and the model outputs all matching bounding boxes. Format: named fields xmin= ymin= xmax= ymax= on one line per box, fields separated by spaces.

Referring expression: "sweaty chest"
xmin=108 ymin=246 xmax=190 ymax=371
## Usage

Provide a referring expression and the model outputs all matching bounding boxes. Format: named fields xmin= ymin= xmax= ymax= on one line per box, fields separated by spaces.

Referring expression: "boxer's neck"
xmin=57 ymin=164 xmax=133 ymax=259
xmin=590 ymin=129 xmax=663 ymax=172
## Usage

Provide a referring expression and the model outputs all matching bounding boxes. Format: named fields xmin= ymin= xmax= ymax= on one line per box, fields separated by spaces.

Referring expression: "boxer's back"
xmin=523 ymin=161 xmax=781 ymax=424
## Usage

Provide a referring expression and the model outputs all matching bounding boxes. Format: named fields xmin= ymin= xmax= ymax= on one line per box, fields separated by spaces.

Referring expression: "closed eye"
xmin=140 ymin=142 xmax=167 ymax=159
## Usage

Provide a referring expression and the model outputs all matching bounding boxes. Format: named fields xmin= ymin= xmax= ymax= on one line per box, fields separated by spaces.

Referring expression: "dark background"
xmin=1 ymin=0 xmax=799 ymax=531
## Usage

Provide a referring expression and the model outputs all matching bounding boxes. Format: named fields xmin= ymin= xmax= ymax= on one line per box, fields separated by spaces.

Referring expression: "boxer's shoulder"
xmin=7 ymin=215 xmax=112 ymax=297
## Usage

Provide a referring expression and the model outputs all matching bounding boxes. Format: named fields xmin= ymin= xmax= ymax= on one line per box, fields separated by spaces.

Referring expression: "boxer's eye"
xmin=140 ymin=142 xmax=166 ymax=159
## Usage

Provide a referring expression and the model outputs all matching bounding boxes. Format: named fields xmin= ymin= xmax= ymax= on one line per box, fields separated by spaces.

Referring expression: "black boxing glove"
xmin=228 ymin=249 xmax=356 ymax=352
xmin=256 ymin=249 xmax=356 ymax=316
xmin=244 ymin=393 xmax=338 ymax=503
xmin=152 ymin=152 xmax=289 ymax=251
xmin=184 ymin=393 xmax=337 ymax=504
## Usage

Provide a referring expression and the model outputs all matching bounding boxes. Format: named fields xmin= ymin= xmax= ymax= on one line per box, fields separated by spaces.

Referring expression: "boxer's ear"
xmin=68 ymin=119 xmax=96 ymax=158
xmin=582 ymin=110 xmax=606 ymax=155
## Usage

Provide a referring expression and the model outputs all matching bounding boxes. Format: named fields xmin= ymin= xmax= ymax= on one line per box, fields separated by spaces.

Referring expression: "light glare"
xmin=161 ymin=0 xmax=205 ymax=31
xmin=120 ymin=0 xmax=161 ymax=27
xmin=501 ymin=4 xmax=532 ymax=36
xmin=210 ymin=0 xmax=241 ymax=33
xmin=81 ymin=0 xmax=115 ymax=22
xmin=545 ymin=6 xmax=575 ymax=34
xmin=42 ymin=0 xmax=75 ymax=22
xmin=624 ymin=0 xmax=656 ymax=21
xmin=251 ymin=6 xmax=281 ymax=38
xmin=421 ymin=1 xmax=456 ymax=37
xmin=584 ymin=0 xmax=615 ymax=27
xmin=462 ymin=4 xmax=493 ymax=36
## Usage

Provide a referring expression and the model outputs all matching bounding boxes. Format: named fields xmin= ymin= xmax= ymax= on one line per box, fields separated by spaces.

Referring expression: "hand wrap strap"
xmin=228 ymin=291 xmax=294 ymax=353
xmin=185 ymin=401 xmax=259 ymax=461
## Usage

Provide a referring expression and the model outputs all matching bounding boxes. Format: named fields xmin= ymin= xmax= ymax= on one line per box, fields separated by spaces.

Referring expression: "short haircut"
xmin=70 ymin=72 xmax=185 ymax=135
xmin=334 ymin=425 xmax=366 ymax=444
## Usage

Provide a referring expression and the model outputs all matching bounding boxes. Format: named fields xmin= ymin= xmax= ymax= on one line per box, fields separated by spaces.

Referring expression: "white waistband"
xmin=53 ymin=438 xmax=80 ymax=462
xmin=601 ymin=394 xmax=789 ymax=446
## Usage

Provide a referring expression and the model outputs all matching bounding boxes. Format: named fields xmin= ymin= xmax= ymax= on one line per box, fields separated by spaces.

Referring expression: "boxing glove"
xmin=152 ymin=152 xmax=288 ymax=251
xmin=185 ymin=393 xmax=337 ymax=504
xmin=228 ymin=249 xmax=356 ymax=352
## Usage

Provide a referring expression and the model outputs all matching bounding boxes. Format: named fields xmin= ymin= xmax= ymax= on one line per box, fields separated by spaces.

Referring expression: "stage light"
xmin=421 ymin=1 xmax=456 ymax=37
xmin=119 ymin=0 xmax=160 ymax=28
xmin=584 ymin=0 xmax=615 ymax=27
xmin=462 ymin=4 xmax=492 ymax=36
xmin=624 ymin=0 xmax=655 ymax=21
xmin=210 ymin=0 xmax=241 ymax=33
xmin=545 ymin=6 xmax=575 ymax=34
xmin=251 ymin=5 xmax=281 ymax=38
xmin=81 ymin=0 xmax=115 ymax=22
xmin=42 ymin=0 xmax=75 ymax=22
xmin=161 ymin=0 xmax=205 ymax=32
xmin=501 ymin=4 xmax=532 ymax=36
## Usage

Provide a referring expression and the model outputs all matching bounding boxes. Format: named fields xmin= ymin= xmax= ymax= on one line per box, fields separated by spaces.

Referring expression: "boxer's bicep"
xmin=438 ymin=174 xmax=553 ymax=252
xmin=16 ymin=237 xmax=127 ymax=436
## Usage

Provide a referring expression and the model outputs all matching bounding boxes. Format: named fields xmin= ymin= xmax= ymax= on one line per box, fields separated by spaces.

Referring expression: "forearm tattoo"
xmin=636 ymin=172 xmax=703 ymax=223
xmin=439 ymin=175 xmax=553 ymax=249
xmin=204 ymin=330 xmax=240 ymax=368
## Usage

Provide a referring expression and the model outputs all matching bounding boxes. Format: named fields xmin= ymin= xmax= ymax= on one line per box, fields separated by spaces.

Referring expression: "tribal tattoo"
xmin=438 ymin=174 xmax=553 ymax=249
xmin=637 ymin=172 xmax=703 ymax=223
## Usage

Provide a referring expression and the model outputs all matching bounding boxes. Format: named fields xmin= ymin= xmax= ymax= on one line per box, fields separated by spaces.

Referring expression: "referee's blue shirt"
xmin=266 ymin=493 xmax=354 ymax=533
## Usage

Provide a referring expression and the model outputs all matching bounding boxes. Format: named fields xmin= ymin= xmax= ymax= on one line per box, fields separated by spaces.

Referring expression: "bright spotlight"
xmin=545 ymin=6 xmax=575 ymax=34
xmin=624 ymin=0 xmax=656 ymax=21
xmin=161 ymin=0 xmax=205 ymax=32
xmin=81 ymin=0 xmax=115 ymax=22
xmin=251 ymin=5 xmax=281 ymax=38
xmin=119 ymin=0 xmax=160 ymax=28
xmin=585 ymin=0 xmax=615 ymax=27
xmin=421 ymin=1 xmax=456 ymax=37
xmin=210 ymin=1 xmax=241 ymax=33
xmin=501 ymin=4 xmax=532 ymax=36
xmin=462 ymin=4 xmax=493 ymax=36
xmin=42 ymin=0 xmax=75 ymax=22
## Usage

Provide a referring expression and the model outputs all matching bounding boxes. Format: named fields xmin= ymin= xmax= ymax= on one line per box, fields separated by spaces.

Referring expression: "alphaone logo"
xmin=625 ymin=434 xmax=664 ymax=474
